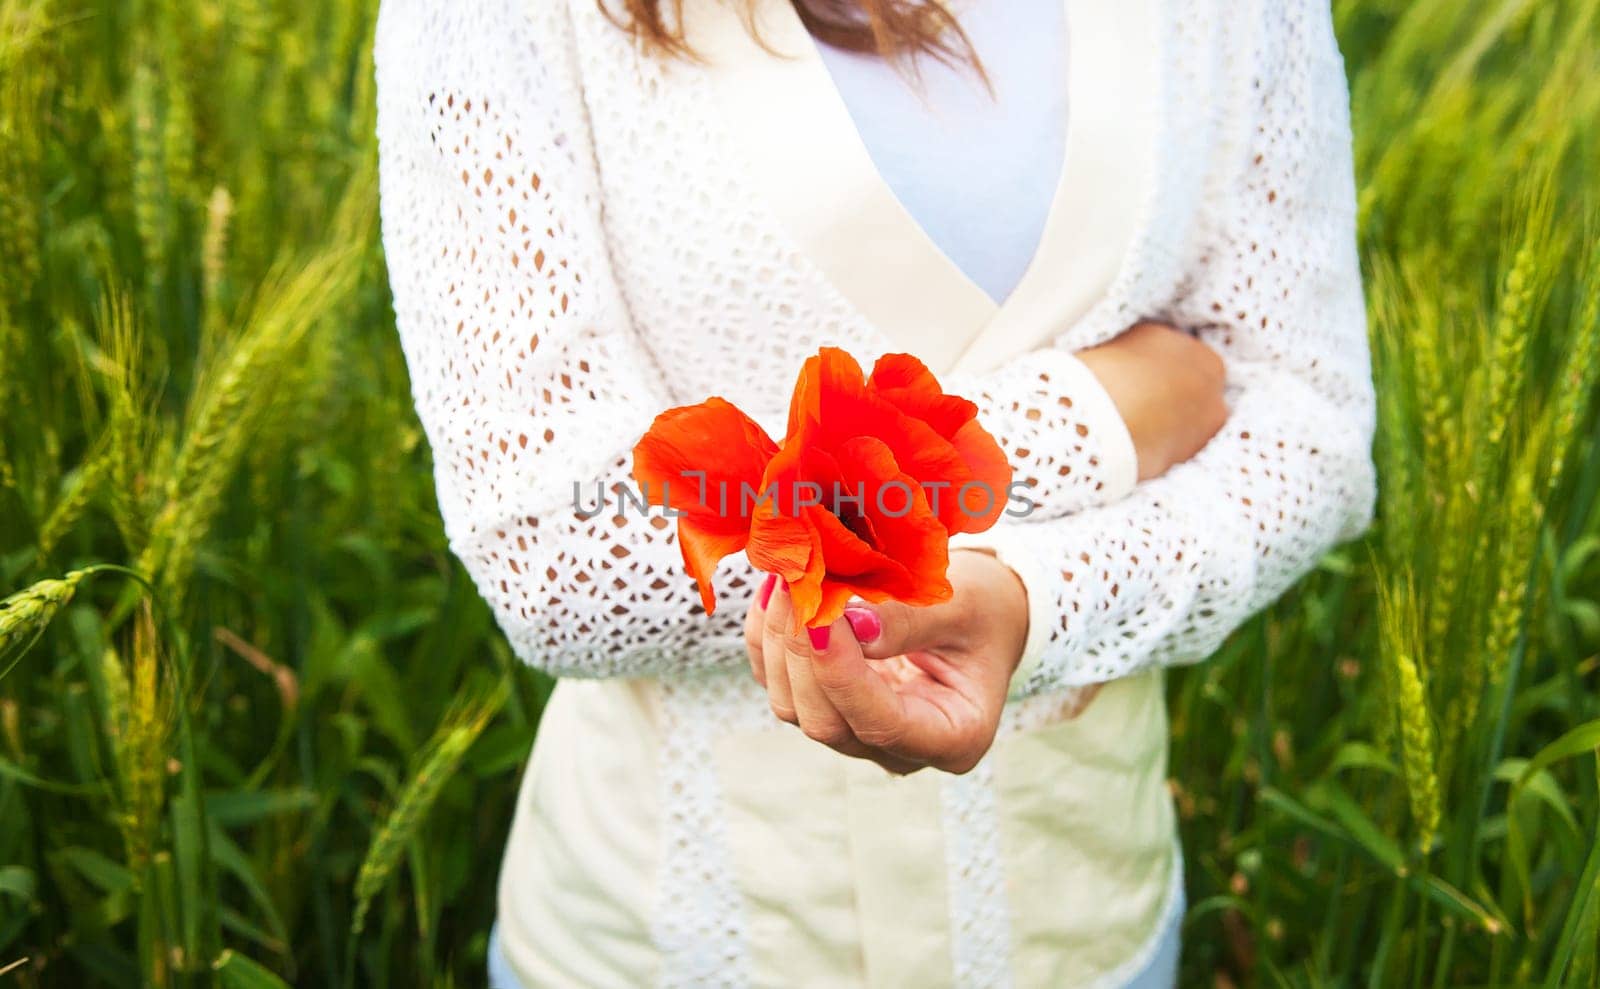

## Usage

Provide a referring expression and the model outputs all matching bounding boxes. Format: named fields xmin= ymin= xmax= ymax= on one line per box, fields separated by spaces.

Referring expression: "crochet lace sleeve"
xmin=374 ymin=1 xmax=751 ymax=678
xmin=970 ymin=2 xmax=1378 ymax=699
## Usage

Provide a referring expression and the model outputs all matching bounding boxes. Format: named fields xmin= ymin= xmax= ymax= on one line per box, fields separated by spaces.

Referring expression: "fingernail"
xmin=807 ymin=626 xmax=830 ymax=650
xmin=843 ymin=607 xmax=881 ymax=644
xmin=758 ymin=573 xmax=777 ymax=609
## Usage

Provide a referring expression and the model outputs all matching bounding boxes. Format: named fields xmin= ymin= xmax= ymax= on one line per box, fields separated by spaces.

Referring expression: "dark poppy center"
xmin=835 ymin=500 xmax=879 ymax=549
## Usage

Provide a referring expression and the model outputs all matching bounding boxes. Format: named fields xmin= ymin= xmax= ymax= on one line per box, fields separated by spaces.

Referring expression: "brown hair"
xmin=601 ymin=0 xmax=983 ymax=76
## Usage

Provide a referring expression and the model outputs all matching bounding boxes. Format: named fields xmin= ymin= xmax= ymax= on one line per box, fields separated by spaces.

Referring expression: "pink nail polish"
xmin=807 ymin=626 xmax=830 ymax=651
xmin=758 ymin=573 xmax=777 ymax=609
xmin=844 ymin=607 xmax=881 ymax=644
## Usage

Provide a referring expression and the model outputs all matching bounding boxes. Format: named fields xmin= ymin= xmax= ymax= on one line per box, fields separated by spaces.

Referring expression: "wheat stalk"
xmin=1430 ymin=193 xmax=1559 ymax=736
xmin=129 ymin=57 xmax=168 ymax=276
xmin=1542 ymin=240 xmax=1600 ymax=502
xmin=0 ymin=1 xmax=47 ymax=301
xmin=103 ymin=604 xmax=174 ymax=878
xmin=1439 ymin=447 xmax=1546 ymax=784
xmin=1378 ymin=571 xmax=1442 ymax=854
xmin=36 ymin=438 xmax=115 ymax=559
xmin=348 ymin=678 xmax=508 ymax=940
xmin=1 ymin=566 xmax=159 ymax=683
xmin=96 ymin=288 xmax=158 ymax=552
xmin=159 ymin=61 xmax=195 ymax=212
xmin=1394 ymin=650 xmax=1441 ymax=854
xmin=201 ymin=185 xmax=234 ymax=337
xmin=136 ymin=246 xmax=362 ymax=605
xmin=0 ymin=570 xmax=89 ymax=680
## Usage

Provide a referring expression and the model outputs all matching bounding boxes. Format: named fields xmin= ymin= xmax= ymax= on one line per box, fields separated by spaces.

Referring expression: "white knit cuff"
xmin=1050 ymin=349 xmax=1140 ymax=501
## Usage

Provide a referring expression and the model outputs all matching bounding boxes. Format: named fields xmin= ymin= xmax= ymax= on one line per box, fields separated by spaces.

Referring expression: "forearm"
xmin=970 ymin=0 xmax=1376 ymax=700
xmin=378 ymin=0 xmax=755 ymax=680
xmin=972 ymin=361 xmax=1374 ymax=698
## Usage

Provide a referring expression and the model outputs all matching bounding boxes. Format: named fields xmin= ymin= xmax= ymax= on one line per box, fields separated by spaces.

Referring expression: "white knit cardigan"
xmin=374 ymin=0 xmax=1376 ymax=982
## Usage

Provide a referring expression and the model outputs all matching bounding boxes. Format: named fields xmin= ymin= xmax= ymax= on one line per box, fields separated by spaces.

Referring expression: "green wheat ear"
xmin=99 ymin=604 xmax=176 ymax=881
xmin=1 ymin=566 xmax=160 ymax=683
xmin=1543 ymin=237 xmax=1600 ymax=503
xmin=201 ymin=185 xmax=235 ymax=337
xmin=348 ymin=677 xmax=510 ymax=941
xmin=0 ymin=570 xmax=90 ymax=680
xmin=129 ymin=57 xmax=169 ymax=278
xmin=1377 ymin=571 xmax=1442 ymax=855
xmin=136 ymin=244 xmax=363 ymax=607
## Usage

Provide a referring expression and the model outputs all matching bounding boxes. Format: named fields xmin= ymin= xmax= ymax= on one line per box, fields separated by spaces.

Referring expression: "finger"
xmin=761 ymin=581 xmax=797 ymax=722
xmin=851 ymin=744 xmax=925 ymax=776
xmin=845 ymin=599 xmax=926 ymax=660
xmin=798 ymin=725 xmax=924 ymax=775
xmin=784 ymin=614 xmax=857 ymax=751
xmin=807 ymin=622 xmax=961 ymax=764
xmin=846 ymin=594 xmax=970 ymax=661
xmin=783 ymin=621 xmax=926 ymax=772
xmin=845 ymin=550 xmax=998 ymax=662
xmin=744 ymin=573 xmax=778 ymax=686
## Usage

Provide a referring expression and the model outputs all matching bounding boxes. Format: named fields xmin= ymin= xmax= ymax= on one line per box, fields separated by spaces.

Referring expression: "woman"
xmin=372 ymin=0 xmax=1375 ymax=985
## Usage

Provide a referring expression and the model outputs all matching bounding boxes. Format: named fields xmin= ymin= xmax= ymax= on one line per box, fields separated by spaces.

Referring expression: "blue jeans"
xmin=487 ymin=886 xmax=1184 ymax=988
xmin=1124 ymin=883 xmax=1185 ymax=989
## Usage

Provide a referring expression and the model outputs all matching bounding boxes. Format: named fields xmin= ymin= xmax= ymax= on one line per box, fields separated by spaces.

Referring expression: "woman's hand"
xmin=744 ymin=549 xmax=1028 ymax=775
xmin=741 ymin=320 xmax=1225 ymax=772
xmin=1076 ymin=320 xmax=1229 ymax=481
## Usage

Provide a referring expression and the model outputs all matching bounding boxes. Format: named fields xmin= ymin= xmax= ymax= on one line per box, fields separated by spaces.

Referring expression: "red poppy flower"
xmin=630 ymin=348 xmax=1012 ymax=628
xmin=630 ymin=397 xmax=779 ymax=613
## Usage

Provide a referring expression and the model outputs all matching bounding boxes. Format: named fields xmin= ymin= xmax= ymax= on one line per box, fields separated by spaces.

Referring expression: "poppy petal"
xmin=797 ymin=368 xmax=973 ymax=531
xmin=946 ymin=419 xmax=1013 ymax=533
xmin=832 ymin=435 xmax=952 ymax=603
xmin=867 ymin=353 xmax=979 ymax=440
xmin=778 ymin=513 xmax=830 ymax=629
xmin=811 ymin=582 xmax=861 ymax=631
xmin=809 ymin=505 xmax=909 ymax=585
xmin=746 ymin=500 xmax=814 ymax=578
xmin=786 ymin=346 xmax=867 ymax=440
xmin=677 ymin=519 xmax=751 ymax=615
xmin=632 ymin=397 xmax=778 ymax=533
xmin=865 ymin=354 xmax=1014 ymax=534
xmin=633 ymin=396 xmax=780 ymax=614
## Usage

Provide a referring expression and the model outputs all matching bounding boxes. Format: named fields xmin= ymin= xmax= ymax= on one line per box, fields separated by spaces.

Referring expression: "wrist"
xmin=1077 ymin=320 xmax=1187 ymax=479
xmin=949 ymin=530 xmax=1052 ymax=699
xmin=1076 ymin=338 xmax=1166 ymax=481
xmin=948 ymin=545 xmax=1029 ymax=678
xmin=1076 ymin=320 xmax=1227 ymax=482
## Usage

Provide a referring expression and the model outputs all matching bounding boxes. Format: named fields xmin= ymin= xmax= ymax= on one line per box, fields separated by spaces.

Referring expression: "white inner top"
xmin=811 ymin=0 xmax=1071 ymax=305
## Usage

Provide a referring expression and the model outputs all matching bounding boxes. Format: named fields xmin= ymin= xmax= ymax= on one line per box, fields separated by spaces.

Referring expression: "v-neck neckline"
xmin=807 ymin=0 xmax=1069 ymax=310
xmin=683 ymin=0 xmax=1162 ymax=377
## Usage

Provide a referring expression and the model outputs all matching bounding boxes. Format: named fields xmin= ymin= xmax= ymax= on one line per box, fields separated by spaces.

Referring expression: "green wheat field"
xmin=1 ymin=0 xmax=1598 ymax=985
